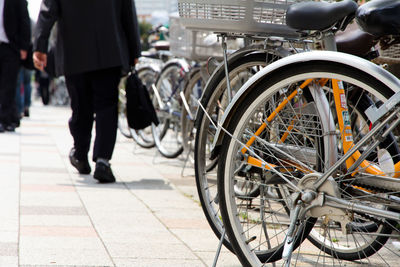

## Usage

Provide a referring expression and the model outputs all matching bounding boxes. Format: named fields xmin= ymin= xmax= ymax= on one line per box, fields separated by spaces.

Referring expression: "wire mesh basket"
xmin=169 ymin=16 xmax=227 ymax=61
xmin=177 ymin=0 xmax=313 ymax=37
xmin=378 ymin=44 xmax=400 ymax=64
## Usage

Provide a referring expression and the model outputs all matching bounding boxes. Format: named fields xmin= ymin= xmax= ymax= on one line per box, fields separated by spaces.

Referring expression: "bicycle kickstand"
xmin=282 ymin=201 xmax=302 ymax=267
xmin=180 ymin=144 xmax=192 ymax=177
xmin=212 ymin=229 xmax=226 ymax=267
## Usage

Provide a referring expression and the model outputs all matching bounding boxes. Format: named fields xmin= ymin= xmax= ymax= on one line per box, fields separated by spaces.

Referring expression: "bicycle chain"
xmin=343 ymin=181 xmax=399 ymax=227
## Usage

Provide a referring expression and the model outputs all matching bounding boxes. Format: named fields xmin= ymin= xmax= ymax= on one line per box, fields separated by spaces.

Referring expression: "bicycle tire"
xmin=218 ymin=60 xmax=398 ymax=266
xmin=117 ymin=83 xmax=132 ymax=139
xmin=130 ymin=67 xmax=159 ymax=148
xmin=194 ymin=50 xmax=282 ymax=252
xmin=181 ymin=67 xmax=206 ymax=165
xmin=152 ymin=61 xmax=186 ymax=158
xmin=307 ymin=87 xmax=399 ymax=261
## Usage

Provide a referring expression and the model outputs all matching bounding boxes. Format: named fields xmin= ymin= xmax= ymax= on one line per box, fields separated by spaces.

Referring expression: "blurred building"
xmin=135 ymin=0 xmax=178 ymax=23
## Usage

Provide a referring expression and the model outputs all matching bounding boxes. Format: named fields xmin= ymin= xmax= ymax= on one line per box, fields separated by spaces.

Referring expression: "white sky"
xmin=27 ymin=0 xmax=41 ymax=21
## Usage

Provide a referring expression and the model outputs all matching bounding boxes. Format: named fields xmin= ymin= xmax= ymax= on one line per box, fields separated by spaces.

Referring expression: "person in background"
xmin=33 ymin=0 xmax=141 ymax=183
xmin=0 ymin=0 xmax=31 ymax=132
xmin=16 ymin=67 xmax=32 ymax=117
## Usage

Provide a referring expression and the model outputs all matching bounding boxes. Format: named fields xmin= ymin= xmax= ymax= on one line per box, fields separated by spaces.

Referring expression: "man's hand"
xmin=20 ymin=50 xmax=27 ymax=60
xmin=33 ymin=52 xmax=47 ymax=71
xmin=134 ymin=58 xmax=138 ymax=65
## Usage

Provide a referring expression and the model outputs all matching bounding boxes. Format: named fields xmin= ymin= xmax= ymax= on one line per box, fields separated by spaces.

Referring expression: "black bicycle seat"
xmin=336 ymin=23 xmax=375 ymax=57
xmin=286 ymin=0 xmax=358 ymax=31
xmin=356 ymin=0 xmax=400 ymax=37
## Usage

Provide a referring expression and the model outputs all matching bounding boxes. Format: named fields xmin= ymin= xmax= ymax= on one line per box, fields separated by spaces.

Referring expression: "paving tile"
xmin=20 ymin=172 xmax=71 ymax=185
xmin=171 ymin=228 xmax=222 ymax=252
xmin=0 ymin=231 xmax=18 ymax=243
xmin=20 ymin=206 xmax=87 ymax=216
xmin=113 ymin=257 xmax=205 ymax=267
xmin=0 ymin=242 xmax=18 ymax=256
xmin=20 ymin=226 xmax=96 ymax=237
xmin=21 ymin=184 xmax=76 ymax=192
xmin=195 ymin=251 xmax=241 ymax=267
xmin=19 ymin=247 xmax=113 ymax=266
xmin=0 ymin=256 xmax=18 ymax=267
xmin=20 ymin=192 xmax=82 ymax=207
xmin=20 ymin=166 xmax=67 ymax=173
xmin=106 ymin=242 xmax=198 ymax=259
xmin=99 ymin=231 xmax=176 ymax=244
xmin=20 ymin=236 xmax=105 ymax=250
xmin=21 ymin=215 xmax=91 ymax=227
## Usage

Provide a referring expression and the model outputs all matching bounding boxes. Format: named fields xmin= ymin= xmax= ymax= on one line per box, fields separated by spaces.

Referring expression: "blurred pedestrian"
xmin=0 ymin=0 xmax=31 ymax=132
xmin=16 ymin=67 xmax=32 ymax=117
xmin=33 ymin=0 xmax=141 ymax=183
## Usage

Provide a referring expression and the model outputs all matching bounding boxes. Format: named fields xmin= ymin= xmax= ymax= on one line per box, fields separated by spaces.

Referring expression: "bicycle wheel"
xmin=194 ymin=50 xmax=282 ymax=252
xmin=117 ymin=83 xmax=132 ymax=139
xmin=307 ymin=87 xmax=400 ymax=261
xmin=152 ymin=62 xmax=186 ymax=158
xmin=130 ymin=67 xmax=159 ymax=148
xmin=181 ymin=67 xmax=205 ymax=161
xmin=218 ymin=61 xmax=400 ymax=266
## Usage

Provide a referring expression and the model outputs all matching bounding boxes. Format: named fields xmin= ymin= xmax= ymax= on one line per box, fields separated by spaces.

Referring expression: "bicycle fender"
xmin=135 ymin=62 xmax=162 ymax=74
xmin=211 ymin=50 xmax=400 ymax=158
xmin=195 ymin=45 xmax=292 ymax=121
xmin=163 ymin=58 xmax=191 ymax=73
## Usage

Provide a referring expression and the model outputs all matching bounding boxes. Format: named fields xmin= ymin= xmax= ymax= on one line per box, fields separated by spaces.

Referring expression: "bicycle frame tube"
xmin=240 ymin=79 xmax=314 ymax=155
xmin=314 ymin=108 xmax=400 ymax=190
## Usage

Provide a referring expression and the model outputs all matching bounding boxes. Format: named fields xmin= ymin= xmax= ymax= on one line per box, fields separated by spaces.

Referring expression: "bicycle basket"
xmin=177 ymin=0 xmax=313 ymax=37
xmin=378 ymin=44 xmax=400 ymax=64
xmin=169 ymin=16 xmax=227 ymax=61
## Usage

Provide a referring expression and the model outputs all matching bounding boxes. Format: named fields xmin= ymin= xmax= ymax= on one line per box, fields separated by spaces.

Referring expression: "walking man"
xmin=0 ymin=0 xmax=31 ymax=132
xmin=33 ymin=0 xmax=141 ymax=183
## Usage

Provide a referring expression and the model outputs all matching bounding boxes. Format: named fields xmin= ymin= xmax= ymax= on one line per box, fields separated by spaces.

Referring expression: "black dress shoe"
xmin=93 ymin=162 xmax=116 ymax=183
xmin=69 ymin=148 xmax=91 ymax=174
xmin=0 ymin=123 xmax=4 ymax=133
xmin=5 ymin=124 xmax=15 ymax=132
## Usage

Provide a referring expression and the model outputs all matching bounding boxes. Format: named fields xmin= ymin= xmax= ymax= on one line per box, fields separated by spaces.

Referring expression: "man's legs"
xmin=65 ymin=67 xmax=120 ymax=182
xmin=23 ymin=69 xmax=32 ymax=116
xmin=89 ymin=67 xmax=120 ymax=162
xmin=15 ymin=69 xmax=24 ymax=116
xmin=65 ymin=73 xmax=94 ymax=161
xmin=0 ymin=44 xmax=21 ymax=130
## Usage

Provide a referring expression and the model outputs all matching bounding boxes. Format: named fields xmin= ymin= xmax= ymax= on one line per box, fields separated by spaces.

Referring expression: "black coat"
xmin=34 ymin=0 xmax=141 ymax=76
xmin=3 ymin=0 xmax=31 ymax=51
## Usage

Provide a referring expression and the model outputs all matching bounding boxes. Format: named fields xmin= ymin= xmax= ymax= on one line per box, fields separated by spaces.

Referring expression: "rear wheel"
xmin=194 ymin=50 xmax=281 ymax=252
xmin=152 ymin=62 xmax=186 ymax=158
xmin=130 ymin=67 xmax=159 ymax=148
xmin=218 ymin=61 xmax=399 ymax=265
xmin=181 ymin=67 xmax=206 ymax=163
xmin=117 ymin=84 xmax=132 ymax=139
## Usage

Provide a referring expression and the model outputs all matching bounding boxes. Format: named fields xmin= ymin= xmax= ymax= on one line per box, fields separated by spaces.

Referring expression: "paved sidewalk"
xmin=0 ymin=102 xmax=241 ymax=267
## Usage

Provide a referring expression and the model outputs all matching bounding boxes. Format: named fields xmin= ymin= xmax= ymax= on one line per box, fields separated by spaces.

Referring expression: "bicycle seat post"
xmin=322 ymin=32 xmax=337 ymax=52
xmin=220 ymin=34 xmax=233 ymax=103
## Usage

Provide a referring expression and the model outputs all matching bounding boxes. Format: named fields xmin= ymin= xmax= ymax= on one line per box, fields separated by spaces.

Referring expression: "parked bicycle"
xmin=179 ymin=0 xmax=400 ymax=265
xmin=212 ymin=0 xmax=400 ymax=265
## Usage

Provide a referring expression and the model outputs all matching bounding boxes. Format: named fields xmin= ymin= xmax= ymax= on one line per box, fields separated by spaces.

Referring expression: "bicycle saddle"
xmin=141 ymin=51 xmax=160 ymax=59
xmin=356 ymin=0 xmax=400 ymax=37
xmin=286 ymin=0 xmax=358 ymax=31
xmin=336 ymin=23 xmax=375 ymax=57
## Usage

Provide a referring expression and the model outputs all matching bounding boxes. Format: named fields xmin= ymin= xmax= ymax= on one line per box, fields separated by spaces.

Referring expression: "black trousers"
xmin=0 ymin=43 xmax=20 ymax=125
xmin=65 ymin=67 xmax=121 ymax=162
